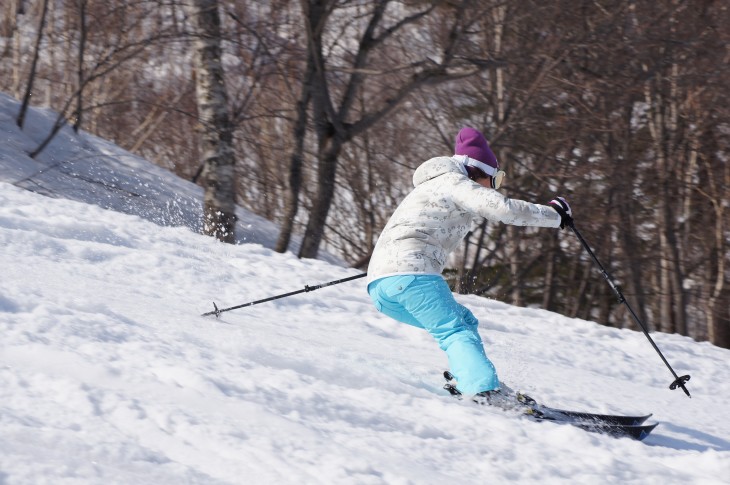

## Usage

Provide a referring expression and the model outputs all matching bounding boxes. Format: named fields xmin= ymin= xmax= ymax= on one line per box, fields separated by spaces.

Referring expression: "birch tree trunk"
xmin=190 ymin=0 xmax=237 ymax=243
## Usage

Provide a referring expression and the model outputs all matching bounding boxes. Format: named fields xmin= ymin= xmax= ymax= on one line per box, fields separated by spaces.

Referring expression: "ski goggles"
xmin=457 ymin=155 xmax=506 ymax=189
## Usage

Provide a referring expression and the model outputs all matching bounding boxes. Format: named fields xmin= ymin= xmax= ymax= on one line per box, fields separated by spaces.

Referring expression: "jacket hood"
xmin=412 ymin=156 xmax=466 ymax=187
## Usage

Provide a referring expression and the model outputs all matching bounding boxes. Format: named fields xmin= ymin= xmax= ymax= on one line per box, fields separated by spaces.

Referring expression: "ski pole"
xmin=201 ymin=272 xmax=367 ymax=318
xmin=568 ymin=222 xmax=692 ymax=398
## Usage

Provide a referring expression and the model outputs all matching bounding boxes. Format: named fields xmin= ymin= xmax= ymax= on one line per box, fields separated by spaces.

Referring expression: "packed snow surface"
xmin=1 ymin=93 xmax=729 ymax=484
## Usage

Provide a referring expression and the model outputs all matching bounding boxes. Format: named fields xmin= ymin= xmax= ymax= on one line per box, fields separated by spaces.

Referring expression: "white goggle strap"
xmin=457 ymin=155 xmax=497 ymax=176
xmin=457 ymin=155 xmax=505 ymax=189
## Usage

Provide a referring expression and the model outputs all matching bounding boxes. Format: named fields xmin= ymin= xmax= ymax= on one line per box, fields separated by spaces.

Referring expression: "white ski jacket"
xmin=367 ymin=156 xmax=562 ymax=284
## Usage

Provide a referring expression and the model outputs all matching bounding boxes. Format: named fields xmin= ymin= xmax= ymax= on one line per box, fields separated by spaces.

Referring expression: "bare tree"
xmin=291 ymin=0 xmax=502 ymax=259
xmin=26 ymin=1 xmax=184 ymax=158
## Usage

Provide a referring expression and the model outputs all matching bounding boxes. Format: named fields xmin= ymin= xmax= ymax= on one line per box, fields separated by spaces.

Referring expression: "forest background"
xmin=1 ymin=0 xmax=728 ymax=348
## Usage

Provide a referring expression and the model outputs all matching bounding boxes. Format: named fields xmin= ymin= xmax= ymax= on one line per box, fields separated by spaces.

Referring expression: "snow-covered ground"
xmin=1 ymin=93 xmax=729 ymax=484
xmin=0 ymin=92 xmax=337 ymax=263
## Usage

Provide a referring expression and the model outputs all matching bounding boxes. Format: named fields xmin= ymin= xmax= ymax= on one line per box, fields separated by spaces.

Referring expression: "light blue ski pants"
xmin=368 ymin=274 xmax=499 ymax=395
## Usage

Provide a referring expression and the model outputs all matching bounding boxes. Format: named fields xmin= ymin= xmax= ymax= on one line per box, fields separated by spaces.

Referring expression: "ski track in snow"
xmin=1 ymin=93 xmax=729 ymax=484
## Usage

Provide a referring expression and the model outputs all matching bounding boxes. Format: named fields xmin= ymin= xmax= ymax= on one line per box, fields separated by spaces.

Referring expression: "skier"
xmin=366 ymin=126 xmax=573 ymax=404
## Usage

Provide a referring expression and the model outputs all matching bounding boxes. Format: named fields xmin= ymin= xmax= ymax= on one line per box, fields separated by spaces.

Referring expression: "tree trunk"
xmin=10 ymin=0 xmax=24 ymax=97
xmin=72 ymin=0 xmax=87 ymax=133
xmin=275 ymin=52 xmax=315 ymax=254
xmin=298 ymin=137 xmax=342 ymax=258
xmin=541 ymin=231 xmax=558 ymax=312
xmin=704 ymin=141 xmax=729 ymax=348
xmin=190 ymin=0 xmax=237 ymax=243
xmin=455 ymin=231 xmax=472 ymax=294
xmin=296 ymin=0 xmax=333 ymax=259
xmin=17 ymin=0 xmax=50 ymax=129
xmin=617 ymin=198 xmax=648 ymax=330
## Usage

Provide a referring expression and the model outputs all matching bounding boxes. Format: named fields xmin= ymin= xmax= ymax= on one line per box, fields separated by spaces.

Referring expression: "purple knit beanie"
xmin=454 ymin=127 xmax=499 ymax=169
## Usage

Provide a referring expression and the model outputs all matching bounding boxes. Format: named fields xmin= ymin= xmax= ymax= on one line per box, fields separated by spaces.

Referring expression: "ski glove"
xmin=548 ymin=197 xmax=573 ymax=229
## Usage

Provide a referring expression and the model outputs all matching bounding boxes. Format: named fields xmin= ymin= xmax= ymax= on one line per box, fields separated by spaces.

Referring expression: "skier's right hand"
xmin=548 ymin=197 xmax=573 ymax=229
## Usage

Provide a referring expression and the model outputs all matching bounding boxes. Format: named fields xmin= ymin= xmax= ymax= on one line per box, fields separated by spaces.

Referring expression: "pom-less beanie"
xmin=454 ymin=127 xmax=499 ymax=169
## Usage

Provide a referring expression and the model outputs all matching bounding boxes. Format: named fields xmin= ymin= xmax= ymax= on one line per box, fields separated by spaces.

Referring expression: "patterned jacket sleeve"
xmin=449 ymin=175 xmax=562 ymax=228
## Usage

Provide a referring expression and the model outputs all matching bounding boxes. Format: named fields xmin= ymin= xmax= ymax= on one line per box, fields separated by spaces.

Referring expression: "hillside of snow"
xmin=1 ymin=94 xmax=729 ymax=484
xmin=0 ymin=92 xmax=339 ymax=263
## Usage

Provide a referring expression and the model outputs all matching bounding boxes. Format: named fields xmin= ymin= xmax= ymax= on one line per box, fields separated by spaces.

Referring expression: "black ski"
xmin=443 ymin=371 xmax=657 ymax=441
xmin=533 ymin=405 xmax=652 ymax=426
xmin=569 ymin=421 xmax=658 ymax=441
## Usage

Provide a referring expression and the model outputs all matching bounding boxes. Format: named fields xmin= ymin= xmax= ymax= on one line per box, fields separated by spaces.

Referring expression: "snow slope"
xmin=1 ymin=94 xmax=729 ymax=484
xmin=0 ymin=92 xmax=336 ymax=262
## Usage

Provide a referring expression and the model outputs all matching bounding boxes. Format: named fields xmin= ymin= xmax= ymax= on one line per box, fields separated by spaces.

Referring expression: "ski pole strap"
xmin=201 ymin=272 xmax=367 ymax=318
